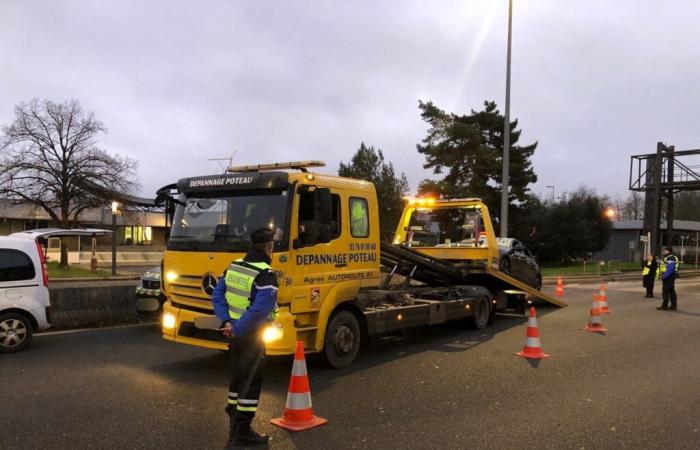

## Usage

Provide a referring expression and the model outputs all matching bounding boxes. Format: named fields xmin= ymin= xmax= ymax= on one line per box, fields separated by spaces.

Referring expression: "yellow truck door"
xmin=289 ymin=186 xmax=348 ymax=316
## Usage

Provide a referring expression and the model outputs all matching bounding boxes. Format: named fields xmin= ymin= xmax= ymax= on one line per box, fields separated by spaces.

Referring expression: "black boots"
xmin=234 ymin=422 xmax=270 ymax=447
xmin=225 ymin=414 xmax=269 ymax=449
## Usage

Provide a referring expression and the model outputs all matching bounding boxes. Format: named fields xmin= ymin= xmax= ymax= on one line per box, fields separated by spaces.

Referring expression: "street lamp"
xmin=111 ymin=201 xmax=121 ymax=276
xmin=604 ymin=207 xmax=616 ymax=220
xmin=500 ymin=0 xmax=513 ymax=238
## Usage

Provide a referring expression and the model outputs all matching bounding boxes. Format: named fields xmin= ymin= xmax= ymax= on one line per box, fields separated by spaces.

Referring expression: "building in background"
xmin=0 ymin=199 xmax=169 ymax=265
xmin=593 ymin=219 xmax=700 ymax=264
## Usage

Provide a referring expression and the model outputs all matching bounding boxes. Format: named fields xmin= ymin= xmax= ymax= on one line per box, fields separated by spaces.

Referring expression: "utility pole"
xmin=650 ymin=142 xmax=664 ymax=254
xmin=500 ymin=0 xmax=513 ymax=238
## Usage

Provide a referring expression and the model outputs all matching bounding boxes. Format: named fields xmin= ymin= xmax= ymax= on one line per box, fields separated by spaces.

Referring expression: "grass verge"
xmin=47 ymin=262 xmax=113 ymax=279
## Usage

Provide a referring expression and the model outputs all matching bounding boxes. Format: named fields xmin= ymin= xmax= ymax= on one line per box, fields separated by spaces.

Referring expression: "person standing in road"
xmin=212 ymin=228 xmax=279 ymax=448
xmin=641 ymin=253 xmax=658 ymax=298
xmin=657 ymin=246 xmax=679 ymax=311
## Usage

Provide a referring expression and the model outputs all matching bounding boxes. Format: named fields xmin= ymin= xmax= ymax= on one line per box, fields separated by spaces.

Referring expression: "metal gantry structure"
xmin=629 ymin=142 xmax=700 ymax=254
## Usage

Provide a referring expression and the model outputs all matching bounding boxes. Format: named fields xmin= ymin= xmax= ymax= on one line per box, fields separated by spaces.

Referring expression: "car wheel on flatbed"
xmin=323 ymin=310 xmax=361 ymax=369
xmin=0 ymin=313 xmax=33 ymax=353
xmin=466 ymin=296 xmax=491 ymax=330
xmin=500 ymin=257 xmax=511 ymax=275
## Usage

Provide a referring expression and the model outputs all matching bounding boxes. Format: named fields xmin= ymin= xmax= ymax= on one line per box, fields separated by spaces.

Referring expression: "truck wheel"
xmin=0 ymin=313 xmax=33 ymax=353
xmin=323 ymin=310 xmax=361 ymax=369
xmin=466 ymin=297 xmax=490 ymax=330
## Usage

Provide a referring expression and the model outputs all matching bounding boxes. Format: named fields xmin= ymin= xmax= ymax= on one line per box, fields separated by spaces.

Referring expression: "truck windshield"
xmin=405 ymin=207 xmax=487 ymax=248
xmin=168 ymin=188 xmax=289 ymax=252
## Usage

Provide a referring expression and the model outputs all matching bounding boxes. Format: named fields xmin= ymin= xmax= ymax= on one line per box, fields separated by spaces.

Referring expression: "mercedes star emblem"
xmin=202 ymin=273 xmax=218 ymax=296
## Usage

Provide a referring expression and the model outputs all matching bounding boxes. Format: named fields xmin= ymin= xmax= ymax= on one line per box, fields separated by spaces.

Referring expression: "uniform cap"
xmin=251 ymin=228 xmax=274 ymax=245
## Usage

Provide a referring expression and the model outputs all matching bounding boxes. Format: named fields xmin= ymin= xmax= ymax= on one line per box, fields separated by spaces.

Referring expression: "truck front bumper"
xmin=161 ymin=300 xmax=298 ymax=355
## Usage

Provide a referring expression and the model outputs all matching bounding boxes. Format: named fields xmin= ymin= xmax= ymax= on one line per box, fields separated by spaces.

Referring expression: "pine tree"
xmin=338 ymin=143 xmax=410 ymax=239
xmin=416 ymin=100 xmax=537 ymax=235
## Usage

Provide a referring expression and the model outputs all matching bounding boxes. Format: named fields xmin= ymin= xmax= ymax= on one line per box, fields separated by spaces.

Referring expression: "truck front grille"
xmin=178 ymin=321 xmax=227 ymax=343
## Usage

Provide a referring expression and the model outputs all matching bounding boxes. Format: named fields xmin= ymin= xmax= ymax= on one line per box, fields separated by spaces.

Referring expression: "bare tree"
xmin=615 ymin=191 xmax=644 ymax=221
xmin=0 ymin=99 xmax=138 ymax=267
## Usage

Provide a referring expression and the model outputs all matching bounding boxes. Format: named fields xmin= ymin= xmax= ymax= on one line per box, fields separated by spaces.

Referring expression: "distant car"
xmin=135 ymin=266 xmax=165 ymax=314
xmin=497 ymin=238 xmax=542 ymax=290
xmin=1 ymin=227 xmax=111 ymax=353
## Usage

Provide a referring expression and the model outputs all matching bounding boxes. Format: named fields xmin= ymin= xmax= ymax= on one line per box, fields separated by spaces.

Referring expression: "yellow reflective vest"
xmin=659 ymin=255 xmax=679 ymax=278
xmin=642 ymin=260 xmax=659 ymax=280
xmin=224 ymin=259 xmax=279 ymax=321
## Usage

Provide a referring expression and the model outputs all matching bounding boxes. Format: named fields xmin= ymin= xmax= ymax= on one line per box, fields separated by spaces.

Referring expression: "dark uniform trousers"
xmin=226 ymin=331 xmax=266 ymax=426
xmin=661 ymin=276 xmax=678 ymax=309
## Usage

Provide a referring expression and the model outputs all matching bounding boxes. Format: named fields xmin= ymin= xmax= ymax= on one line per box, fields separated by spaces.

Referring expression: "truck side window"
xmin=349 ymin=197 xmax=369 ymax=238
xmin=298 ymin=191 xmax=341 ymax=244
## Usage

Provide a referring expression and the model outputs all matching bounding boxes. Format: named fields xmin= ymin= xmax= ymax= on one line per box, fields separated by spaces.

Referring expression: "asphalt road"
xmin=3 ymin=279 xmax=700 ymax=449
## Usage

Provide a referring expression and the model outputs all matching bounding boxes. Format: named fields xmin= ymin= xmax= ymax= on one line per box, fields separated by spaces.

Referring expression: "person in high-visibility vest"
xmin=350 ymin=198 xmax=368 ymax=237
xmin=212 ymin=228 xmax=279 ymax=448
xmin=657 ymin=246 xmax=679 ymax=311
xmin=641 ymin=253 xmax=658 ymax=298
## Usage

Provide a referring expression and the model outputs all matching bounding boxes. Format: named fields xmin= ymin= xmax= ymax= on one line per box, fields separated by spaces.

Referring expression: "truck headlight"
xmin=162 ymin=312 xmax=177 ymax=329
xmin=262 ymin=323 xmax=283 ymax=343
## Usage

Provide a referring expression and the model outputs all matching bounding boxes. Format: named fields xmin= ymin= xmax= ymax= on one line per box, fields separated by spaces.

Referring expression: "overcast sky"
xmin=2 ymin=0 xmax=700 ymax=200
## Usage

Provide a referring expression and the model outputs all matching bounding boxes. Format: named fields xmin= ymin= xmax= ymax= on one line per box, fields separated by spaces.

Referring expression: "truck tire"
xmin=466 ymin=297 xmax=490 ymax=330
xmin=323 ymin=310 xmax=361 ymax=369
xmin=0 ymin=312 xmax=33 ymax=353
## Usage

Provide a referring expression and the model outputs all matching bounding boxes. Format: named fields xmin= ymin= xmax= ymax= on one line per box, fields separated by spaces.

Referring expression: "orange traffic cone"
xmin=515 ymin=307 xmax=550 ymax=359
xmin=555 ymin=277 xmax=565 ymax=297
xmin=583 ymin=296 xmax=607 ymax=333
xmin=271 ymin=341 xmax=328 ymax=431
xmin=597 ymin=284 xmax=611 ymax=313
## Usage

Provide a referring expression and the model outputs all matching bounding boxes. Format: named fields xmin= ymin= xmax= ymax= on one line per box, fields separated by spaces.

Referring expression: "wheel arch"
xmin=331 ymin=301 xmax=370 ymax=349
xmin=0 ymin=308 xmax=38 ymax=331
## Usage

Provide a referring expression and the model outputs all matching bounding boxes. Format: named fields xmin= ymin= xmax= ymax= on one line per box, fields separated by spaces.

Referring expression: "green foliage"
xmin=46 ymin=262 xmax=112 ymax=279
xmin=416 ymin=100 xmax=537 ymax=233
xmin=526 ymin=188 xmax=613 ymax=263
xmin=338 ymin=143 xmax=410 ymax=239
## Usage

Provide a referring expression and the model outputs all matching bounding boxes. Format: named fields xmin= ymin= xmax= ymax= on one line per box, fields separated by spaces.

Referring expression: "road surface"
xmin=3 ymin=279 xmax=700 ymax=449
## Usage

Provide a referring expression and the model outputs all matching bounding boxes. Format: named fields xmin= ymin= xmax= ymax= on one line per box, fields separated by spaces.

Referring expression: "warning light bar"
xmin=228 ymin=160 xmax=326 ymax=173
xmin=403 ymin=196 xmax=436 ymax=207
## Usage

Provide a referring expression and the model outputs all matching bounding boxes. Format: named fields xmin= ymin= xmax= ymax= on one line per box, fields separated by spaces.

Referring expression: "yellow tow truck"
xmin=159 ymin=161 xmax=564 ymax=368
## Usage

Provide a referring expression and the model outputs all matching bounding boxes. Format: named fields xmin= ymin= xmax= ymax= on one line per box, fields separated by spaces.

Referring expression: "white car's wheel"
xmin=0 ymin=313 xmax=33 ymax=353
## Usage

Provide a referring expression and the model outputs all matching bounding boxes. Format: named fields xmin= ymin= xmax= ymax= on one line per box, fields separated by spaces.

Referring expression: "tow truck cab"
xmin=160 ymin=161 xmax=381 ymax=356
xmin=392 ymin=197 xmax=501 ymax=273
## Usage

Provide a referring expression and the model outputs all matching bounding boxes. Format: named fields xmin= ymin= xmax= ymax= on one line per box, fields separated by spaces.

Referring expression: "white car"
xmin=0 ymin=228 xmax=111 ymax=353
